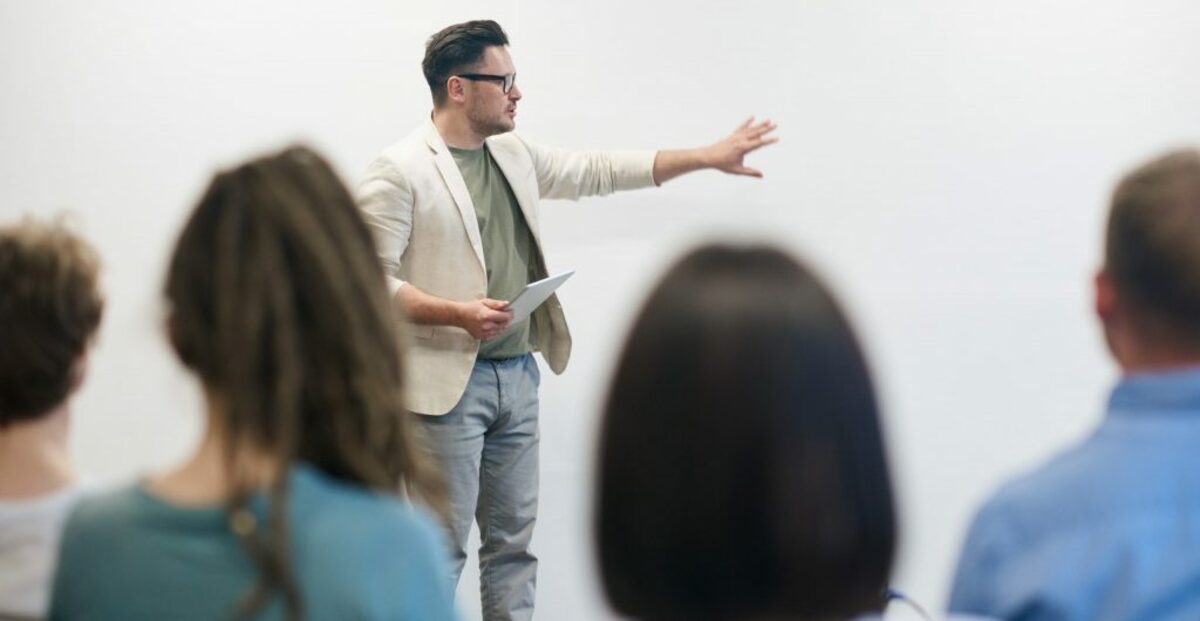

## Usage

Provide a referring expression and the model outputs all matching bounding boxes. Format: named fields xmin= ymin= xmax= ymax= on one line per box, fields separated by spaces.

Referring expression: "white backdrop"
xmin=4 ymin=1 xmax=1200 ymax=619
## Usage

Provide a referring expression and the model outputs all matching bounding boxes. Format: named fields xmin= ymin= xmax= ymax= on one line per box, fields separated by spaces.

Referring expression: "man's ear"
xmin=1095 ymin=268 xmax=1116 ymax=325
xmin=446 ymin=76 xmax=466 ymax=103
xmin=1095 ymin=267 xmax=1131 ymax=365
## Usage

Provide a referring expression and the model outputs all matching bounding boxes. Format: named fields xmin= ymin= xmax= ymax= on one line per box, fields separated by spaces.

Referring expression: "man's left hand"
xmin=705 ymin=117 xmax=779 ymax=178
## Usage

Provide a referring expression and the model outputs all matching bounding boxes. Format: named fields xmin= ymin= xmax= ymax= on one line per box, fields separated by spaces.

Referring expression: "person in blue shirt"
xmin=49 ymin=146 xmax=458 ymax=621
xmin=949 ymin=149 xmax=1200 ymax=621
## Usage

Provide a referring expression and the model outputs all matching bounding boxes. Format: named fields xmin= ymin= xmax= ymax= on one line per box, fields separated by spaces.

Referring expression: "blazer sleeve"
xmin=517 ymin=135 xmax=658 ymax=201
xmin=356 ymin=156 xmax=415 ymax=297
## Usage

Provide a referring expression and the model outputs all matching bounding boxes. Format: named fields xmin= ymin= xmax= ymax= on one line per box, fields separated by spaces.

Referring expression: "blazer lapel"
xmin=425 ymin=122 xmax=487 ymax=272
xmin=486 ymin=136 xmax=544 ymax=250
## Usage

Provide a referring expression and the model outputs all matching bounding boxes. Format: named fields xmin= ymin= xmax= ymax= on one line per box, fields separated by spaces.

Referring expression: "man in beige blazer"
xmin=357 ymin=19 xmax=776 ymax=621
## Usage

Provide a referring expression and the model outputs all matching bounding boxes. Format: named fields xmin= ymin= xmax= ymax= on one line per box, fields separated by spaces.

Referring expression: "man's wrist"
xmin=449 ymin=300 xmax=469 ymax=330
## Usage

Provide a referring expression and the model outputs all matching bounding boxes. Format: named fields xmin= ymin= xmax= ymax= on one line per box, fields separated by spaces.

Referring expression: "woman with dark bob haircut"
xmin=595 ymin=244 xmax=897 ymax=621
xmin=49 ymin=146 xmax=457 ymax=621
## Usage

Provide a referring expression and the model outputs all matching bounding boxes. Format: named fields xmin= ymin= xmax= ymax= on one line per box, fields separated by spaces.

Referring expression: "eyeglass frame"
xmin=456 ymin=73 xmax=517 ymax=94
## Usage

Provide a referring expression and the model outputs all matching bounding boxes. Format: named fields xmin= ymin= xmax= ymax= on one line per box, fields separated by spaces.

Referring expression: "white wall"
xmin=3 ymin=1 xmax=1199 ymax=618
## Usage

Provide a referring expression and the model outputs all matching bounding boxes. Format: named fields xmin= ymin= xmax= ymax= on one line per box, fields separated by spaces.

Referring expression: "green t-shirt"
xmin=450 ymin=144 xmax=538 ymax=359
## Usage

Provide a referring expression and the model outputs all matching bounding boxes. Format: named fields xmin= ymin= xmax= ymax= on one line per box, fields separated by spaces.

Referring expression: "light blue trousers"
xmin=415 ymin=354 xmax=540 ymax=621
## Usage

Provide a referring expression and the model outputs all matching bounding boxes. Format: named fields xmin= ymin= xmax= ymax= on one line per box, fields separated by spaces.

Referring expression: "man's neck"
xmin=0 ymin=405 xmax=76 ymax=499
xmin=1116 ymin=339 xmax=1200 ymax=375
xmin=432 ymin=108 xmax=486 ymax=150
xmin=1121 ymin=356 xmax=1200 ymax=375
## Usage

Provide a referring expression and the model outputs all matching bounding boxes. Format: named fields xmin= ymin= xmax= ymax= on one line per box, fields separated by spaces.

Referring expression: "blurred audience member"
xmin=594 ymin=244 xmax=901 ymax=621
xmin=0 ymin=218 xmax=103 ymax=620
xmin=950 ymin=150 xmax=1200 ymax=620
xmin=49 ymin=146 xmax=457 ymax=621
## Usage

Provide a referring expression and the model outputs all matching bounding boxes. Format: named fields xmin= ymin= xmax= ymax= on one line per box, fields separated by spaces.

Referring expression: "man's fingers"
xmin=748 ymin=122 xmax=776 ymax=138
xmin=738 ymin=116 xmax=755 ymax=129
xmin=478 ymin=322 xmax=508 ymax=340
xmin=734 ymin=166 xmax=763 ymax=178
xmin=480 ymin=307 xmax=514 ymax=321
xmin=744 ymin=136 xmax=779 ymax=152
xmin=483 ymin=317 xmax=511 ymax=331
xmin=482 ymin=318 xmax=511 ymax=333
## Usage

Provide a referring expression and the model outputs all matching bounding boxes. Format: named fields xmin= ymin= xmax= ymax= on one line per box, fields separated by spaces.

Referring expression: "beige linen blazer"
xmin=357 ymin=121 xmax=657 ymax=415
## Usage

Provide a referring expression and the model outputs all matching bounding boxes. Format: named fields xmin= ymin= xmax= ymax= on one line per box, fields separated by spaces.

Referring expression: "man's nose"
xmin=509 ymin=84 xmax=522 ymax=101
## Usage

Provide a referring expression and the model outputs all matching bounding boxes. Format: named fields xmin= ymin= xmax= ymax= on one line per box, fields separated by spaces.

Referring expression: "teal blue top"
xmin=49 ymin=464 xmax=458 ymax=621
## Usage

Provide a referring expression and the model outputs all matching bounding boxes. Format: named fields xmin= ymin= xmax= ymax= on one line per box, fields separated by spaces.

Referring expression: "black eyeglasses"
xmin=457 ymin=73 xmax=517 ymax=94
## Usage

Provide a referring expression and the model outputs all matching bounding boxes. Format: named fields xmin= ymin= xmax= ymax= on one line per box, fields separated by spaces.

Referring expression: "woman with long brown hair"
xmin=49 ymin=146 xmax=456 ymax=620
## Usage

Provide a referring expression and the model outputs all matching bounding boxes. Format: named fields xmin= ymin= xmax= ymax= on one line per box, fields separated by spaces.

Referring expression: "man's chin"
xmin=478 ymin=122 xmax=515 ymax=137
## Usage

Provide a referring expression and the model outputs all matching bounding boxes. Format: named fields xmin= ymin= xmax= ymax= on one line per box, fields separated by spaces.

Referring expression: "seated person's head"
xmin=163 ymin=147 xmax=436 ymax=618
xmin=1098 ymin=150 xmax=1200 ymax=368
xmin=165 ymin=144 xmax=431 ymax=491
xmin=0 ymin=219 xmax=103 ymax=429
xmin=163 ymin=145 xmax=437 ymax=612
xmin=595 ymin=244 xmax=895 ymax=621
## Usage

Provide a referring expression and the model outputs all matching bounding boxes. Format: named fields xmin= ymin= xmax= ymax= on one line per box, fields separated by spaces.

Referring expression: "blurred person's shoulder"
xmin=58 ymin=481 xmax=154 ymax=548
xmin=286 ymin=465 xmax=453 ymax=617
xmin=288 ymin=464 xmax=442 ymax=551
xmin=857 ymin=612 xmax=1001 ymax=621
xmin=0 ymin=480 xmax=88 ymax=524
xmin=970 ymin=427 xmax=1118 ymax=545
xmin=0 ymin=482 xmax=90 ymax=619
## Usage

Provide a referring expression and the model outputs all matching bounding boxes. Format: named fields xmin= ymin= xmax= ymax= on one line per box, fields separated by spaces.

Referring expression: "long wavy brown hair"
xmin=164 ymin=145 xmax=442 ymax=619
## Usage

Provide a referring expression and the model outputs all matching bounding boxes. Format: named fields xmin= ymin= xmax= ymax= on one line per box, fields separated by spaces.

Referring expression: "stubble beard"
xmin=467 ymin=106 xmax=514 ymax=139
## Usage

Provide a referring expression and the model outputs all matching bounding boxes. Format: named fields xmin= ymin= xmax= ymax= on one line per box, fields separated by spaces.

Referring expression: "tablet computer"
xmin=506 ymin=270 xmax=575 ymax=323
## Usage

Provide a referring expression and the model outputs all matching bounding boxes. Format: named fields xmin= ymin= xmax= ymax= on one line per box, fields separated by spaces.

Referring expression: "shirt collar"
xmin=1108 ymin=365 xmax=1200 ymax=417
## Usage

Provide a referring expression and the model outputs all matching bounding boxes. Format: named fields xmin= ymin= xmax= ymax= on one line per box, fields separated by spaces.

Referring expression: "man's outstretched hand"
xmin=705 ymin=117 xmax=778 ymax=178
xmin=651 ymin=117 xmax=779 ymax=185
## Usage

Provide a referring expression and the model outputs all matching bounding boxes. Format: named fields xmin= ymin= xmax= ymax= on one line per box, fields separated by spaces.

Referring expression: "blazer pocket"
xmin=409 ymin=324 xmax=474 ymax=341
xmin=409 ymin=324 xmax=436 ymax=340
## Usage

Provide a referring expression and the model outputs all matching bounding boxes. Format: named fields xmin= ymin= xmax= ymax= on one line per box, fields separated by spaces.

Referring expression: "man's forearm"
xmin=394 ymin=283 xmax=514 ymax=341
xmin=395 ymin=283 xmax=463 ymax=327
xmin=652 ymin=148 xmax=714 ymax=186
xmin=651 ymin=118 xmax=777 ymax=184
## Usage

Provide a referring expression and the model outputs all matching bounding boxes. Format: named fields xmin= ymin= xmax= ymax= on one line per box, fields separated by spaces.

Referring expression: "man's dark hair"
xmin=1106 ymin=149 xmax=1200 ymax=343
xmin=595 ymin=244 xmax=896 ymax=621
xmin=422 ymin=19 xmax=509 ymax=108
xmin=0 ymin=219 xmax=103 ymax=426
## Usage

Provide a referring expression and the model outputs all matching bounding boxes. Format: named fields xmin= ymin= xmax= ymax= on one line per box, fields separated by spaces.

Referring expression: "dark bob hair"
xmin=595 ymin=243 xmax=896 ymax=621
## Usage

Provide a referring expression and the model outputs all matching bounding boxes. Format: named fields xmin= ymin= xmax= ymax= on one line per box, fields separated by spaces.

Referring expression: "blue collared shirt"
xmin=948 ymin=367 xmax=1200 ymax=621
